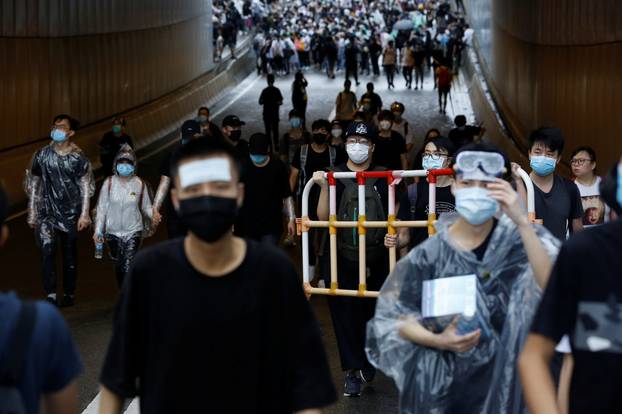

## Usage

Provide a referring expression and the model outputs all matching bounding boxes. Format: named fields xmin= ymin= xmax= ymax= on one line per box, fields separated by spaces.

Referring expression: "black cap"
xmin=0 ymin=186 xmax=8 ymax=227
xmin=181 ymin=120 xmax=201 ymax=138
xmin=346 ymin=122 xmax=376 ymax=141
xmin=248 ymin=133 xmax=270 ymax=155
xmin=222 ymin=115 xmax=246 ymax=127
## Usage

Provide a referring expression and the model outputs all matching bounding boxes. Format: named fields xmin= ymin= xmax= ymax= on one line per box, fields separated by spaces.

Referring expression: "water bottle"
xmin=94 ymin=236 xmax=104 ymax=259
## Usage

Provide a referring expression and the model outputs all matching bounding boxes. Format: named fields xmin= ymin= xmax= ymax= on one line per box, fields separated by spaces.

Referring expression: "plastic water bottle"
xmin=95 ymin=240 xmax=104 ymax=259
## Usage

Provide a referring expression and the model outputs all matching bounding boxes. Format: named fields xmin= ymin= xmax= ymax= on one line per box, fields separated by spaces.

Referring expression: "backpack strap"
xmin=0 ymin=301 xmax=37 ymax=385
xmin=107 ymin=177 xmax=112 ymax=197
xmin=407 ymin=183 xmax=418 ymax=219
xmin=328 ymin=146 xmax=336 ymax=168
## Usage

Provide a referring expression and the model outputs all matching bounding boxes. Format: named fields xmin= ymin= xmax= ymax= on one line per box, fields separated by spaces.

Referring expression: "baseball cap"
xmin=248 ymin=133 xmax=270 ymax=155
xmin=346 ymin=122 xmax=376 ymax=141
xmin=222 ymin=115 xmax=246 ymax=127
xmin=181 ymin=120 xmax=201 ymax=138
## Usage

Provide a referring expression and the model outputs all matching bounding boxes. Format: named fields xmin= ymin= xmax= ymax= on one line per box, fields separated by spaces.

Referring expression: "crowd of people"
xmin=1 ymin=1 xmax=621 ymax=414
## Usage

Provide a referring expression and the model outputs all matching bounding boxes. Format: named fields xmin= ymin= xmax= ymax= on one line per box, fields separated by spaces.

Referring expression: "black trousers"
xmin=106 ymin=233 xmax=142 ymax=288
xmin=403 ymin=65 xmax=413 ymax=86
xmin=371 ymin=54 xmax=380 ymax=76
xmin=320 ymin=253 xmax=389 ymax=370
xmin=37 ymin=221 xmax=78 ymax=296
xmin=345 ymin=64 xmax=359 ymax=84
xmin=263 ymin=116 xmax=280 ymax=152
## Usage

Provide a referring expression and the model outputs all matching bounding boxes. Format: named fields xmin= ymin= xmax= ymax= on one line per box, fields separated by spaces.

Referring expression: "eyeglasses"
xmin=570 ymin=158 xmax=592 ymax=166
xmin=346 ymin=137 xmax=370 ymax=146
xmin=423 ymin=151 xmax=448 ymax=160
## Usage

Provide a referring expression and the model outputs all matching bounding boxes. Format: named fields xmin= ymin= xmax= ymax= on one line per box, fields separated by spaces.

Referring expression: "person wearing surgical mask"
xmin=330 ymin=120 xmax=345 ymax=148
xmin=99 ymin=117 xmax=134 ymax=175
xmin=522 ymin=127 xmax=583 ymax=240
xmin=235 ymin=133 xmax=296 ymax=246
xmin=367 ymin=143 xmax=559 ymax=414
xmin=280 ymin=109 xmax=311 ymax=167
xmin=27 ymin=114 xmax=94 ymax=307
xmin=385 ymin=136 xmax=456 ymax=253
xmin=99 ymin=138 xmax=337 ymax=413
xmin=93 ymin=145 xmax=157 ymax=287
xmin=196 ymin=106 xmax=224 ymax=140
xmin=373 ymin=110 xmax=408 ymax=171
xmin=312 ymin=122 xmax=392 ymax=398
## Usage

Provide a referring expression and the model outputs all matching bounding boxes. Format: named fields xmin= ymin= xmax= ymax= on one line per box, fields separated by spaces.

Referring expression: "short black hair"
xmin=454 ymin=142 xmax=511 ymax=180
xmin=288 ymin=109 xmax=301 ymax=119
xmin=529 ymin=127 xmax=565 ymax=154
xmin=571 ymin=146 xmax=596 ymax=162
xmin=454 ymin=115 xmax=467 ymax=127
xmin=53 ymin=114 xmax=79 ymax=130
xmin=428 ymin=136 xmax=457 ymax=157
xmin=169 ymin=137 xmax=239 ymax=181
xmin=267 ymin=74 xmax=275 ymax=84
xmin=378 ymin=110 xmax=395 ymax=122
xmin=0 ymin=185 xmax=8 ymax=228
xmin=311 ymin=119 xmax=331 ymax=132
xmin=366 ymin=82 xmax=374 ymax=90
xmin=198 ymin=106 xmax=210 ymax=114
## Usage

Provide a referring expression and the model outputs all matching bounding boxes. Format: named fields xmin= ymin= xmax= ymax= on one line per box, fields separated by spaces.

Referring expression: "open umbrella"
xmin=393 ymin=19 xmax=414 ymax=31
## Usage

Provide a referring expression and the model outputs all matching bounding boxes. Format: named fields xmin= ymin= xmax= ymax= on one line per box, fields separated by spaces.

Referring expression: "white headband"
xmin=178 ymin=158 xmax=232 ymax=189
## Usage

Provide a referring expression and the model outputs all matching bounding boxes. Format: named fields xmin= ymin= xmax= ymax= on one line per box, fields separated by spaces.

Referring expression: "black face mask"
xmin=229 ymin=130 xmax=242 ymax=141
xmin=178 ymin=196 xmax=238 ymax=243
xmin=312 ymin=133 xmax=328 ymax=145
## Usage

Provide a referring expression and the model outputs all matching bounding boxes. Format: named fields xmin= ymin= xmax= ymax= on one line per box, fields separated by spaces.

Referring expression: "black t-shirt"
xmin=236 ymin=157 xmax=292 ymax=239
xmin=397 ymin=182 xmax=455 ymax=248
xmin=472 ymin=219 xmax=497 ymax=261
xmin=100 ymin=238 xmax=337 ymax=413
xmin=372 ymin=131 xmax=407 ymax=170
xmin=533 ymin=175 xmax=583 ymax=240
xmin=361 ymin=92 xmax=383 ymax=115
xmin=530 ymin=220 xmax=622 ymax=413
xmin=448 ymin=125 xmax=481 ymax=149
xmin=259 ymin=86 xmax=284 ymax=118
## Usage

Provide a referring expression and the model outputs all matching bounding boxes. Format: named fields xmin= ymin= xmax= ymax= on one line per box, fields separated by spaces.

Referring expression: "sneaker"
xmin=343 ymin=370 xmax=361 ymax=397
xmin=61 ymin=294 xmax=75 ymax=307
xmin=45 ymin=294 xmax=57 ymax=306
xmin=360 ymin=366 xmax=376 ymax=383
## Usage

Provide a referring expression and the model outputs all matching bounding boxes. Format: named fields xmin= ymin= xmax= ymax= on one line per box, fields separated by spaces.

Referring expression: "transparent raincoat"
xmin=26 ymin=142 xmax=94 ymax=234
xmin=366 ymin=213 xmax=560 ymax=414
xmin=94 ymin=145 xmax=153 ymax=240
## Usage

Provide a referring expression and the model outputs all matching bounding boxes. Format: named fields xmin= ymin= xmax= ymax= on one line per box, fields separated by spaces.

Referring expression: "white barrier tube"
xmin=516 ymin=167 xmax=536 ymax=219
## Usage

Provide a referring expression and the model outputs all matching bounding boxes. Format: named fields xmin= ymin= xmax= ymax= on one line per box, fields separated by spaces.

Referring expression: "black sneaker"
xmin=61 ymin=294 xmax=75 ymax=307
xmin=45 ymin=295 xmax=57 ymax=306
xmin=343 ymin=370 xmax=361 ymax=397
xmin=360 ymin=366 xmax=376 ymax=383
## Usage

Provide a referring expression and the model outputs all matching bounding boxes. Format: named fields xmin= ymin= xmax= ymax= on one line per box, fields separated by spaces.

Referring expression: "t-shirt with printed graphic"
xmin=530 ymin=219 xmax=622 ymax=413
xmin=574 ymin=176 xmax=610 ymax=227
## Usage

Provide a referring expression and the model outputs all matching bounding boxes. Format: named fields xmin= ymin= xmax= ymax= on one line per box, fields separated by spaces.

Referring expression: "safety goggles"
xmin=455 ymin=151 xmax=506 ymax=182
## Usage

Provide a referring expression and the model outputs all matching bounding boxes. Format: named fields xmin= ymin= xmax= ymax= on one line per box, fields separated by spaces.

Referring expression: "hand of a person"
xmin=152 ymin=208 xmax=162 ymax=225
xmin=287 ymin=220 xmax=296 ymax=237
xmin=487 ymin=178 xmax=529 ymax=227
xmin=434 ymin=317 xmax=481 ymax=353
xmin=312 ymin=171 xmax=328 ymax=187
xmin=77 ymin=215 xmax=91 ymax=231
xmin=510 ymin=162 xmax=523 ymax=180
xmin=93 ymin=233 xmax=104 ymax=244
xmin=384 ymin=233 xmax=398 ymax=248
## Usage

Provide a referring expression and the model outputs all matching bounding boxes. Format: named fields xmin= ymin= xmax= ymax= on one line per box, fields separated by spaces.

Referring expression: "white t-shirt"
xmin=574 ymin=176 xmax=610 ymax=228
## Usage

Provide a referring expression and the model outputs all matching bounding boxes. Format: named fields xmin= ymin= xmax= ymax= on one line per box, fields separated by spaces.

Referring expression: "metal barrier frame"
xmin=298 ymin=168 xmax=536 ymax=298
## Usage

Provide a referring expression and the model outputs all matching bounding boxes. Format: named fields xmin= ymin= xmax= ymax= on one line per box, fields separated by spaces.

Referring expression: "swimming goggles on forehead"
xmin=454 ymin=151 xmax=506 ymax=181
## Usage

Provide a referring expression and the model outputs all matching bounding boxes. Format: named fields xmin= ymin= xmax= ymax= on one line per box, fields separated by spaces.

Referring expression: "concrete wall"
xmin=464 ymin=0 xmax=622 ymax=174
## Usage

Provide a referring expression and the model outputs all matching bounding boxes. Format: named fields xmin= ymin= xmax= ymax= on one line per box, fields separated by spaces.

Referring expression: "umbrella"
xmin=394 ymin=19 xmax=414 ymax=31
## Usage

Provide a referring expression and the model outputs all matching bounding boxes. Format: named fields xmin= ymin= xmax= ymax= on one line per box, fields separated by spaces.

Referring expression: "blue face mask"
xmin=51 ymin=128 xmax=68 ymax=142
xmin=290 ymin=118 xmax=301 ymax=128
xmin=250 ymin=154 xmax=268 ymax=165
xmin=112 ymin=125 xmax=122 ymax=134
xmin=422 ymin=155 xmax=444 ymax=171
xmin=197 ymin=115 xmax=208 ymax=124
xmin=530 ymin=155 xmax=557 ymax=177
xmin=454 ymin=187 xmax=499 ymax=225
xmin=116 ymin=163 xmax=135 ymax=177
xmin=617 ymin=164 xmax=622 ymax=206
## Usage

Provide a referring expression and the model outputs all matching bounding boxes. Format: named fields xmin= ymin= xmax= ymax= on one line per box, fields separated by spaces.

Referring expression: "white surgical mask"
xmin=346 ymin=143 xmax=370 ymax=164
xmin=379 ymin=121 xmax=392 ymax=130
xmin=332 ymin=129 xmax=343 ymax=138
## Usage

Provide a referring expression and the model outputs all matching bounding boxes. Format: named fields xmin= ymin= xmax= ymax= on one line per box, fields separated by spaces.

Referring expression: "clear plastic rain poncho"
xmin=26 ymin=142 xmax=94 ymax=234
xmin=366 ymin=213 xmax=560 ymax=414
xmin=94 ymin=145 xmax=153 ymax=240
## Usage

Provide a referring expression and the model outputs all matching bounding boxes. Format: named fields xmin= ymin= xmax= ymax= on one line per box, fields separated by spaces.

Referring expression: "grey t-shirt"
xmin=534 ymin=175 xmax=583 ymax=240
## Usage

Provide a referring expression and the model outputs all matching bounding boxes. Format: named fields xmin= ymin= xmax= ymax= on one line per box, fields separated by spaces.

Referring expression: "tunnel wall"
xmin=0 ymin=0 xmax=214 ymax=152
xmin=464 ymin=0 xmax=622 ymax=174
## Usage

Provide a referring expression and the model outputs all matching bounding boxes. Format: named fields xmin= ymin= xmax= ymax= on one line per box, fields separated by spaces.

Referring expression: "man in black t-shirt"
xmin=520 ymin=159 xmax=622 ymax=414
xmin=374 ymin=110 xmax=408 ymax=171
xmin=99 ymin=138 xmax=336 ymax=414
xmin=99 ymin=117 xmax=134 ymax=175
xmin=235 ymin=133 xmax=295 ymax=245
xmin=259 ymin=74 xmax=283 ymax=152
xmin=360 ymin=82 xmax=383 ymax=116
xmin=448 ymin=115 xmax=483 ymax=149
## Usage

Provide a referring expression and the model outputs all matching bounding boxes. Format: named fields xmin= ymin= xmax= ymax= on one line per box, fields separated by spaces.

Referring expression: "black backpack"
xmin=336 ymin=166 xmax=387 ymax=262
xmin=297 ymin=144 xmax=336 ymax=197
xmin=0 ymin=301 xmax=36 ymax=414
